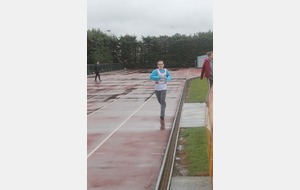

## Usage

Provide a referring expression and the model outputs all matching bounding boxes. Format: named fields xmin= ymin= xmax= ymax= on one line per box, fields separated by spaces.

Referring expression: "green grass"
xmin=182 ymin=127 xmax=209 ymax=176
xmin=177 ymin=77 xmax=210 ymax=176
xmin=186 ymin=78 xmax=209 ymax=103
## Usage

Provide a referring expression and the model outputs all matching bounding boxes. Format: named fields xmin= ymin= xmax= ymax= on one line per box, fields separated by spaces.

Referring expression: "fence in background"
xmin=87 ymin=63 xmax=125 ymax=75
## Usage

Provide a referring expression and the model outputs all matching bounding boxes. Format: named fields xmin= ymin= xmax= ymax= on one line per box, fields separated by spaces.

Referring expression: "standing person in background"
xmin=200 ymin=51 xmax=213 ymax=88
xmin=150 ymin=60 xmax=172 ymax=120
xmin=94 ymin=61 xmax=103 ymax=82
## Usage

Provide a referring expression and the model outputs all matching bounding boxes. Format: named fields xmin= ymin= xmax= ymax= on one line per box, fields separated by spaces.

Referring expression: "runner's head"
xmin=157 ymin=60 xmax=164 ymax=69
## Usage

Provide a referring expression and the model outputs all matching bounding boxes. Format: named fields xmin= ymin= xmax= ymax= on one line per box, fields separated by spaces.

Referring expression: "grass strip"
xmin=182 ymin=127 xmax=209 ymax=176
xmin=186 ymin=78 xmax=209 ymax=103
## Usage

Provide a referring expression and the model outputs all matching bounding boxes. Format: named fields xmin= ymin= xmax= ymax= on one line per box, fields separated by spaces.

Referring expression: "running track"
xmin=87 ymin=68 xmax=201 ymax=190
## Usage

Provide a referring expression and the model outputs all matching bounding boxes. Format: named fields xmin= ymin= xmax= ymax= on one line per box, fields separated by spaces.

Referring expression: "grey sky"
xmin=87 ymin=0 xmax=212 ymax=39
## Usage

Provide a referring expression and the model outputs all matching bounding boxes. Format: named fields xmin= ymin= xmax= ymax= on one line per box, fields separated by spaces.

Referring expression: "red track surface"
xmin=87 ymin=68 xmax=201 ymax=190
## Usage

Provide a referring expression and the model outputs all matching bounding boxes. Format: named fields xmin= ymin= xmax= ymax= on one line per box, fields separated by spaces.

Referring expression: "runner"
xmin=150 ymin=60 xmax=172 ymax=120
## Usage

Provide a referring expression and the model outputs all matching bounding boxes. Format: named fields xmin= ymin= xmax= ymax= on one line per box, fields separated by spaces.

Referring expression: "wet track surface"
xmin=87 ymin=68 xmax=201 ymax=190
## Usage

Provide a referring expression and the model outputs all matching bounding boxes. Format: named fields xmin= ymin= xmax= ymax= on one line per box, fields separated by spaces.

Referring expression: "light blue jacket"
xmin=150 ymin=69 xmax=172 ymax=90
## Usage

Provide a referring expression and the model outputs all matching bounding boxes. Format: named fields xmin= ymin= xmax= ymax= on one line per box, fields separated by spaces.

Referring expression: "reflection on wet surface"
xmin=160 ymin=119 xmax=165 ymax=130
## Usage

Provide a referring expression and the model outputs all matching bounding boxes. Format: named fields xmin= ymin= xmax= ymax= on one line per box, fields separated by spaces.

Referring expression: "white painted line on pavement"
xmin=87 ymin=81 xmax=153 ymax=117
xmin=87 ymin=93 xmax=155 ymax=159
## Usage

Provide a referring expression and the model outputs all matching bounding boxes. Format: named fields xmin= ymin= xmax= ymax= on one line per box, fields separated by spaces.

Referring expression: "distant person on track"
xmin=94 ymin=61 xmax=104 ymax=82
xmin=150 ymin=60 xmax=172 ymax=120
xmin=200 ymin=51 xmax=213 ymax=88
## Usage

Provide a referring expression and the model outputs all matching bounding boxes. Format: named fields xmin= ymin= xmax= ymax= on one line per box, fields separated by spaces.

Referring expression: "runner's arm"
xmin=150 ymin=70 xmax=160 ymax=81
xmin=166 ymin=70 xmax=172 ymax=81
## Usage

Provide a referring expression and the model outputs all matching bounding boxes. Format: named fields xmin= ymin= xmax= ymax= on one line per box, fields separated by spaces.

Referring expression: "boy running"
xmin=150 ymin=60 xmax=172 ymax=120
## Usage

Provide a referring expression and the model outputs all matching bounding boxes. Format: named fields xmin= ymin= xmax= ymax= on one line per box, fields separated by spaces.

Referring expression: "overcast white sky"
xmin=87 ymin=0 xmax=212 ymax=39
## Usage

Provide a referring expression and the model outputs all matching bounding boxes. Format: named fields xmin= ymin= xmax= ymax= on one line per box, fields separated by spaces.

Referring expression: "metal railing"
xmin=87 ymin=63 xmax=125 ymax=75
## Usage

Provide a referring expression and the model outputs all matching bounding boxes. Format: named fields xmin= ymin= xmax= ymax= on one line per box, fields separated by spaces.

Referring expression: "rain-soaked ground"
xmin=87 ymin=68 xmax=201 ymax=190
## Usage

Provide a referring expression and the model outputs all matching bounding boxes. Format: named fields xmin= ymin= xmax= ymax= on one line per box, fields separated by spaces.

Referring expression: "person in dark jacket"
xmin=94 ymin=61 xmax=103 ymax=82
xmin=200 ymin=51 xmax=213 ymax=88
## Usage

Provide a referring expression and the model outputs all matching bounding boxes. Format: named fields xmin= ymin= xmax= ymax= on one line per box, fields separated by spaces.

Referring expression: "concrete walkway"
xmin=170 ymin=177 xmax=211 ymax=190
xmin=179 ymin=103 xmax=206 ymax=128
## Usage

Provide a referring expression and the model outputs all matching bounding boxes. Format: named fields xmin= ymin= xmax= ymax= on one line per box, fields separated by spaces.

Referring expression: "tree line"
xmin=87 ymin=28 xmax=213 ymax=69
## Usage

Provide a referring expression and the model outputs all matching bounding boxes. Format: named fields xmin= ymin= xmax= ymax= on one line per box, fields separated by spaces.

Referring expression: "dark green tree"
xmin=119 ymin=35 xmax=138 ymax=68
xmin=87 ymin=29 xmax=213 ymax=69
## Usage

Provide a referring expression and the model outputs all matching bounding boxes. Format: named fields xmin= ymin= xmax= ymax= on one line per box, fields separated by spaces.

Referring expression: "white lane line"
xmin=87 ymin=100 xmax=116 ymax=117
xmin=87 ymin=93 xmax=155 ymax=159
xmin=87 ymin=81 xmax=153 ymax=117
